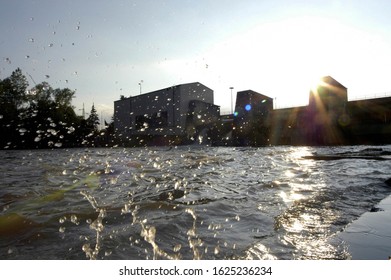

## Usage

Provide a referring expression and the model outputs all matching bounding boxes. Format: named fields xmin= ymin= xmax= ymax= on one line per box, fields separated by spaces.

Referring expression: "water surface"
xmin=1 ymin=146 xmax=390 ymax=259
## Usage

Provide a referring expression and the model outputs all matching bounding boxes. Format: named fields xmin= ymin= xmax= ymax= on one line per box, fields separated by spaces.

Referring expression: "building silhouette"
xmin=232 ymin=90 xmax=273 ymax=146
xmin=114 ymin=82 xmax=219 ymax=146
xmin=236 ymin=76 xmax=391 ymax=146
xmin=269 ymin=76 xmax=349 ymax=145
xmin=113 ymin=77 xmax=391 ymax=146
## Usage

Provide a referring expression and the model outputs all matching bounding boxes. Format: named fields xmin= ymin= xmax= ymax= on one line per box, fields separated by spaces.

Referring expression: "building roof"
xmin=321 ymin=76 xmax=347 ymax=89
xmin=237 ymin=89 xmax=273 ymax=100
xmin=114 ymin=82 xmax=212 ymax=102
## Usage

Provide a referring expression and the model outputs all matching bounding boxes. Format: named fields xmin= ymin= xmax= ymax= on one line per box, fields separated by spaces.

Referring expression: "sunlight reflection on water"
xmin=0 ymin=146 xmax=390 ymax=259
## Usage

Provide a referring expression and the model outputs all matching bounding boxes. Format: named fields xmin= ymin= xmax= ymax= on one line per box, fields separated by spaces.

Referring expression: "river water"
xmin=1 ymin=145 xmax=390 ymax=260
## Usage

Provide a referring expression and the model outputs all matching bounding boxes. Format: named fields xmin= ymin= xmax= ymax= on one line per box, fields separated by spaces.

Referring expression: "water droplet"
xmin=34 ymin=136 xmax=41 ymax=142
xmin=82 ymin=244 xmax=91 ymax=253
xmin=4 ymin=57 xmax=11 ymax=64
xmin=173 ymin=244 xmax=182 ymax=252
xmin=54 ymin=142 xmax=62 ymax=148
xmin=45 ymin=75 xmax=50 ymax=79
xmin=67 ymin=126 xmax=75 ymax=133
xmin=25 ymin=55 xmax=30 ymax=59
xmin=47 ymin=129 xmax=57 ymax=136
xmin=48 ymin=43 xmax=54 ymax=47
xmin=19 ymin=128 xmax=27 ymax=133
xmin=59 ymin=217 xmax=65 ymax=224
xmin=29 ymin=38 xmax=35 ymax=43
xmin=70 ymin=214 xmax=79 ymax=225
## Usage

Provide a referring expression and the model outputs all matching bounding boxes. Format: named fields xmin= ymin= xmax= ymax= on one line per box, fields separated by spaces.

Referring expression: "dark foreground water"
xmin=1 ymin=145 xmax=391 ymax=260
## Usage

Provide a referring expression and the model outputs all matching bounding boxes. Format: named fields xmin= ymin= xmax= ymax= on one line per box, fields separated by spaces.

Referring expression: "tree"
xmin=54 ymin=88 xmax=75 ymax=109
xmin=0 ymin=68 xmax=106 ymax=149
xmin=0 ymin=68 xmax=29 ymax=148
xmin=86 ymin=104 xmax=100 ymax=132
xmin=0 ymin=68 xmax=29 ymax=113
xmin=8 ymin=68 xmax=28 ymax=108
xmin=0 ymin=68 xmax=83 ymax=149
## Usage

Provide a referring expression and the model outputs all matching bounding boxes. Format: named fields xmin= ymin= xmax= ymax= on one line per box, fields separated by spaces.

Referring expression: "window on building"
xmin=135 ymin=111 xmax=168 ymax=129
xmin=150 ymin=111 xmax=168 ymax=128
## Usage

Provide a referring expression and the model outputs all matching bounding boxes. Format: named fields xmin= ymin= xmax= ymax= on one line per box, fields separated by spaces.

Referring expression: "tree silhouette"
xmin=0 ymin=68 xmax=93 ymax=148
xmin=0 ymin=68 xmax=29 ymax=148
xmin=0 ymin=68 xmax=115 ymax=149
xmin=86 ymin=103 xmax=100 ymax=132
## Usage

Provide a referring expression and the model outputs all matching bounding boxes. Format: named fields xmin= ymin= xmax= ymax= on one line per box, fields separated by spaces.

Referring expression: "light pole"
xmin=139 ymin=80 xmax=143 ymax=95
xmin=79 ymin=103 xmax=85 ymax=119
xmin=229 ymin=87 xmax=234 ymax=114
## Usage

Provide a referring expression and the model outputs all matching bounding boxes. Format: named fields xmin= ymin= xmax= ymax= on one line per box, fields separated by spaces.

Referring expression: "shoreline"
xmin=338 ymin=193 xmax=391 ymax=260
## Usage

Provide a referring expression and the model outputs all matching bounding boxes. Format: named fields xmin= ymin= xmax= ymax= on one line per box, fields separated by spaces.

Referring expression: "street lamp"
xmin=229 ymin=87 xmax=234 ymax=114
xmin=139 ymin=80 xmax=143 ymax=95
xmin=79 ymin=103 xmax=85 ymax=119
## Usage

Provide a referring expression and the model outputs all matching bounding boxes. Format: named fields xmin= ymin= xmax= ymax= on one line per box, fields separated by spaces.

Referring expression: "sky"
xmin=2 ymin=0 xmax=391 ymax=122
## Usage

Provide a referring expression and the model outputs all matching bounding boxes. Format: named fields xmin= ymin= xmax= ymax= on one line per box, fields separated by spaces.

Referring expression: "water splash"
xmin=126 ymin=197 xmax=179 ymax=260
xmin=186 ymin=208 xmax=202 ymax=260
xmin=140 ymin=224 xmax=176 ymax=260
xmin=80 ymin=190 xmax=106 ymax=260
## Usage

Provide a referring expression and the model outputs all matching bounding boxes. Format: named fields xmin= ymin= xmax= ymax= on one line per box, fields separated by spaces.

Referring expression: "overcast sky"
xmin=2 ymin=0 xmax=391 ymax=121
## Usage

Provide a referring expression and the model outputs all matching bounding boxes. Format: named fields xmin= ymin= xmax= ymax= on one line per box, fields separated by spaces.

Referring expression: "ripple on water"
xmin=1 ymin=146 xmax=391 ymax=259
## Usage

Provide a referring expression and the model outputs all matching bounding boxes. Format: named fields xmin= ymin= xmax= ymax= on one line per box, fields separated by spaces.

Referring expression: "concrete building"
xmin=258 ymin=76 xmax=391 ymax=146
xmin=306 ymin=76 xmax=349 ymax=145
xmin=232 ymin=90 xmax=273 ymax=146
xmin=114 ymin=77 xmax=391 ymax=147
xmin=232 ymin=76 xmax=391 ymax=146
xmin=114 ymin=82 xmax=220 ymax=146
xmin=269 ymin=76 xmax=350 ymax=145
xmin=345 ymin=96 xmax=391 ymax=144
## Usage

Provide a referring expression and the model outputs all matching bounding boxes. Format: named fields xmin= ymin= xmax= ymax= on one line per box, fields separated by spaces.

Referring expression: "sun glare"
xmin=158 ymin=15 xmax=379 ymax=110
xmin=309 ymin=77 xmax=327 ymax=95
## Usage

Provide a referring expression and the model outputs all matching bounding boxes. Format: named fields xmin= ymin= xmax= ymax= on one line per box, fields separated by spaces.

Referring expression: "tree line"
xmin=0 ymin=68 xmax=113 ymax=149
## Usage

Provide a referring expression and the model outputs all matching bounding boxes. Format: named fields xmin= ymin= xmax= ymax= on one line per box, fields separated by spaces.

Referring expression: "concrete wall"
xmin=176 ymin=83 xmax=214 ymax=132
xmin=113 ymin=82 xmax=215 ymax=145
xmin=232 ymin=90 xmax=274 ymax=146
xmin=114 ymin=98 xmax=132 ymax=140
xmin=115 ymin=77 xmax=391 ymax=147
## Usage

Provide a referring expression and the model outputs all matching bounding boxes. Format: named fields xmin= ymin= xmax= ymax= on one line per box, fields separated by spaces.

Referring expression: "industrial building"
xmin=270 ymin=76 xmax=349 ymax=145
xmin=233 ymin=76 xmax=391 ymax=146
xmin=114 ymin=77 xmax=391 ymax=147
xmin=232 ymin=90 xmax=273 ymax=146
xmin=114 ymin=82 xmax=220 ymax=146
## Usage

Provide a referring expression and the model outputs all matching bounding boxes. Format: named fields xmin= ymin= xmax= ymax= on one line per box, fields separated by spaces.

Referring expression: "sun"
xmin=159 ymin=15 xmax=356 ymax=110
xmin=308 ymin=76 xmax=328 ymax=95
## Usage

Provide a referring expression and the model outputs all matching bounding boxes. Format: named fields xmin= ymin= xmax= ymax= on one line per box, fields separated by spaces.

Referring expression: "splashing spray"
xmin=80 ymin=190 xmax=106 ymax=260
